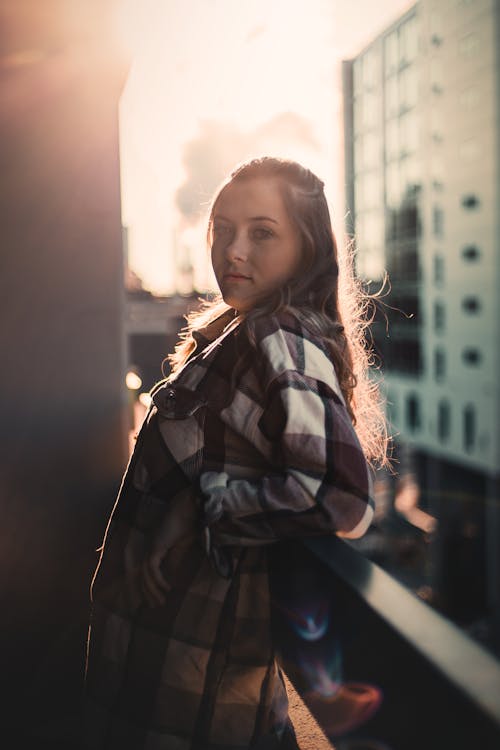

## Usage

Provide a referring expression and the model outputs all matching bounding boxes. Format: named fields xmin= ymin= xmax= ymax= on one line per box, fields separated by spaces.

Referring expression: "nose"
xmin=225 ymin=232 xmax=248 ymax=262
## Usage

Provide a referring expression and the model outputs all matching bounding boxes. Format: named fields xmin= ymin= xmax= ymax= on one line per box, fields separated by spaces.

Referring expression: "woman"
xmin=84 ymin=157 xmax=388 ymax=749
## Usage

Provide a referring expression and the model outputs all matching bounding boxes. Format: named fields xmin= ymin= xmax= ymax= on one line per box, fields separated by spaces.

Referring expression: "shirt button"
xmin=167 ymin=389 xmax=175 ymax=399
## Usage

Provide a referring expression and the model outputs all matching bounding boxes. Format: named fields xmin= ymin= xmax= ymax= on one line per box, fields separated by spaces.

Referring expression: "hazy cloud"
xmin=175 ymin=112 xmax=319 ymax=223
xmin=245 ymin=24 xmax=266 ymax=43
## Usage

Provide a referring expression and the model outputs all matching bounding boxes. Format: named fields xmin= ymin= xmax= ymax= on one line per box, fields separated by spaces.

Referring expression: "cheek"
xmin=210 ymin=244 xmax=221 ymax=271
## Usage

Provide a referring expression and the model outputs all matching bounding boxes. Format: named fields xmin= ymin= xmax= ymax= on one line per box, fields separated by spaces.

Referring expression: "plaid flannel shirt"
xmin=84 ymin=309 xmax=374 ymax=749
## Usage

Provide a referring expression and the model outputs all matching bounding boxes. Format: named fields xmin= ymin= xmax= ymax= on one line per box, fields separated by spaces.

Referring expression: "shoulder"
xmin=248 ymin=310 xmax=343 ymax=400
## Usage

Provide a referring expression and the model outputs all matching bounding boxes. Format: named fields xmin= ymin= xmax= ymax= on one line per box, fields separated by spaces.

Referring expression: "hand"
xmin=140 ymin=492 xmax=198 ymax=608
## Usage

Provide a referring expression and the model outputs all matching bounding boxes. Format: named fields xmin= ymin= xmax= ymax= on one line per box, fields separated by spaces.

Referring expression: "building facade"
xmin=343 ymin=0 xmax=500 ymax=641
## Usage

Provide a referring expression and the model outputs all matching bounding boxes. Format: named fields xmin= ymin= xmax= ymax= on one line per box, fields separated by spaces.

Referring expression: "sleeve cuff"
xmin=202 ymin=525 xmax=233 ymax=579
xmin=199 ymin=471 xmax=230 ymax=524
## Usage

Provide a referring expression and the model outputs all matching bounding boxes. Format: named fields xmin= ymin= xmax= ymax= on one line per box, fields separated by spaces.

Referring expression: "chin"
xmin=219 ymin=291 xmax=244 ymax=311
xmin=220 ymin=296 xmax=240 ymax=312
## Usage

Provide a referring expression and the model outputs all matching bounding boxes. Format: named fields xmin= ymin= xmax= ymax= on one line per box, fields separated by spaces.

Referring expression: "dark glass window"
xmin=462 ymin=296 xmax=481 ymax=314
xmin=461 ymin=194 xmax=480 ymax=209
xmin=462 ymin=348 xmax=482 ymax=366
xmin=463 ymin=404 xmax=476 ymax=452
xmin=434 ymin=348 xmax=446 ymax=381
xmin=433 ymin=206 xmax=444 ymax=237
xmin=433 ymin=254 xmax=444 ymax=284
xmin=434 ymin=301 xmax=445 ymax=331
xmin=406 ymin=393 xmax=421 ymax=431
xmin=438 ymin=400 xmax=451 ymax=441
xmin=462 ymin=245 xmax=480 ymax=261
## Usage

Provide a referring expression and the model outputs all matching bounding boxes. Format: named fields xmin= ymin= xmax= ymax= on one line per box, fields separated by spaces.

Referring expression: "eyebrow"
xmin=214 ymin=213 xmax=279 ymax=224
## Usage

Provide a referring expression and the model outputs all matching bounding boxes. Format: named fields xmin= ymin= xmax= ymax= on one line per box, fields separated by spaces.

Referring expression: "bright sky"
xmin=116 ymin=0 xmax=415 ymax=295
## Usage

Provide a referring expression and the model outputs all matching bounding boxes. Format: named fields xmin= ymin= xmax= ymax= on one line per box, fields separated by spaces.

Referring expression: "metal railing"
xmin=275 ymin=536 xmax=500 ymax=750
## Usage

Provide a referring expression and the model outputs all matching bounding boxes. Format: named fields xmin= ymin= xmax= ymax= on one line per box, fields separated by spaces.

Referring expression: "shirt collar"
xmin=192 ymin=308 xmax=242 ymax=347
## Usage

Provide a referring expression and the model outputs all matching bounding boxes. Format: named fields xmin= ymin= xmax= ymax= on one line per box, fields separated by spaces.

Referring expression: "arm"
xmin=200 ymin=321 xmax=374 ymax=550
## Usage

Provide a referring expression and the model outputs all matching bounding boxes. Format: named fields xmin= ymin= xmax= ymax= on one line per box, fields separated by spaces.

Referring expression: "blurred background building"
xmin=343 ymin=0 xmax=500 ymax=652
xmin=123 ymin=224 xmax=200 ymax=397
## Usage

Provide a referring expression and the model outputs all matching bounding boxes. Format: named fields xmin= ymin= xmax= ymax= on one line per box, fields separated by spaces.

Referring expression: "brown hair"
xmin=169 ymin=156 xmax=389 ymax=467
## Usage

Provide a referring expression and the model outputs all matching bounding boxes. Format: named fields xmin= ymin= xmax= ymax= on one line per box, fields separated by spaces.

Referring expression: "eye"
xmin=212 ymin=223 xmax=232 ymax=239
xmin=252 ymin=227 xmax=274 ymax=241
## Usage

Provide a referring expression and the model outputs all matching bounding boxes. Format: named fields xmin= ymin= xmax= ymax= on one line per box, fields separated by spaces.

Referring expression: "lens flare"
xmin=285 ymin=598 xmax=330 ymax=641
xmin=297 ymin=644 xmax=383 ymax=737
xmin=304 ymin=680 xmax=383 ymax=738
xmin=299 ymin=656 xmax=342 ymax=697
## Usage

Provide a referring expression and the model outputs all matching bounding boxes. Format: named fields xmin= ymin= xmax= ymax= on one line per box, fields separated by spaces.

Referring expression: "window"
xmin=463 ymin=404 xmax=476 ymax=452
xmin=431 ymin=155 xmax=445 ymax=186
xmin=382 ymin=339 xmax=422 ymax=375
xmin=462 ymin=348 xmax=482 ymax=366
xmin=462 ymin=244 xmax=480 ymax=261
xmin=385 ymin=118 xmax=399 ymax=160
xmin=434 ymin=348 xmax=446 ymax=381
xmin=438 ymin=400 xmax=451 ymax=441
xmin=356 ymin=176 xmax=382 ymax=217
xmin=363 ymin=172 xmax=383 ymax=209
xmin=430 ymin=57 xmax=443 ymax=90
xmin=400 ymin=16 xmax=418 ymax=63
xmin=406 ymin=393 xmax=421 ymax=431
xmin=356 ymin=92 xmax=381 ymax=132
xmin=385 ymin=32 xmax=398 ymax=76
xmin=433 ymin=206 xmax=444 ymax=237
xmin=363 ymin=92 xmax=381 ymax=129
xmin=385 ymin=76 xmax=399 ymax=119
xmin=386 ymin=162 xmax=402 ymax=207
xmin=400 ymin=155 xmax=420 ymax=194
xmin=399 ymin=66 xmax=418 ymax=110
xmin=462 ymin=296 xmax=481 ymax=314
xmin=355 ymin=179 xmax=364 ymax=213
xmin=434 ymin=255 xmax=444 ymax=285
xmin=362 ymin=49 xmax=381 ymax=91
xmin=430 ymin=108 xmax=444 ymax=142
xmin=462 ymin=194 xmax=480 ymax=210
xmin=430 ymin=10 xmax=443 ymax=36
xmin=400 ymin=111 xmax=418 ymax=154
xmin=363 ymin=132 xmax=381 ymax=169
xmin=434 ymin=301 xmax=445 ymax=332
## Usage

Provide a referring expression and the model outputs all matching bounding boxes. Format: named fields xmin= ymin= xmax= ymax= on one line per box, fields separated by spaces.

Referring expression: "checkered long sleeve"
xmin=200 ymin=313 xmax=374 ymax=547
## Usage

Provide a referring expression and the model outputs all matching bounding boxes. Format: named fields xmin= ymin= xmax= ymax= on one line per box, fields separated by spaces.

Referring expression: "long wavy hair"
xmin=168 ymin=156 xmax=389 ymax=467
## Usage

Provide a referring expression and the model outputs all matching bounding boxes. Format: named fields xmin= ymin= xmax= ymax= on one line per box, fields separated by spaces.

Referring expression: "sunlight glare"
xmin=126 ymin=371 xmax=142 ymax=390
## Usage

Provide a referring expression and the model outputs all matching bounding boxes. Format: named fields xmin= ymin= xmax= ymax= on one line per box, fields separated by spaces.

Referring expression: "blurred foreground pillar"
xmin=0 ymin=1 xmax=130 ymax=744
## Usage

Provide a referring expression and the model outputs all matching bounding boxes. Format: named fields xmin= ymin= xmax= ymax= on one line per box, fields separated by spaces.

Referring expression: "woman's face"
xmin=210 ymin=176 xmax=303 ymax=312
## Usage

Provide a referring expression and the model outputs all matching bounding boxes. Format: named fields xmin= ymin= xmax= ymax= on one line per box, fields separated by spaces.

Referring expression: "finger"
xmin=148 ymin=554 xmax=171 ymax=594
xmin=140 ymin=563 xmax=160 ymax=607
xmin=141 ymin=560 xmax=166 ymax=607
xmin=139 ymin=571 xmax=159 ymax=608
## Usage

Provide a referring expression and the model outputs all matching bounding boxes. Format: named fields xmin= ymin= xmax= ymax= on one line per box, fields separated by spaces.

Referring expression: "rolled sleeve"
xmin=200 ymin=365 xmax=374 ymax=550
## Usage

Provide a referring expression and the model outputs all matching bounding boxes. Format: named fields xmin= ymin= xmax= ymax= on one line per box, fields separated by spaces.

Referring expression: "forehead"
xmin=214 ymin=176 xmax=288 ymax=221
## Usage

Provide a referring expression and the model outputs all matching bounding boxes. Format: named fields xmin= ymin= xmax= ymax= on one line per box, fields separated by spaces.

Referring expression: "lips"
xmin=223 ymin=272 xmax=251 ymax=281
